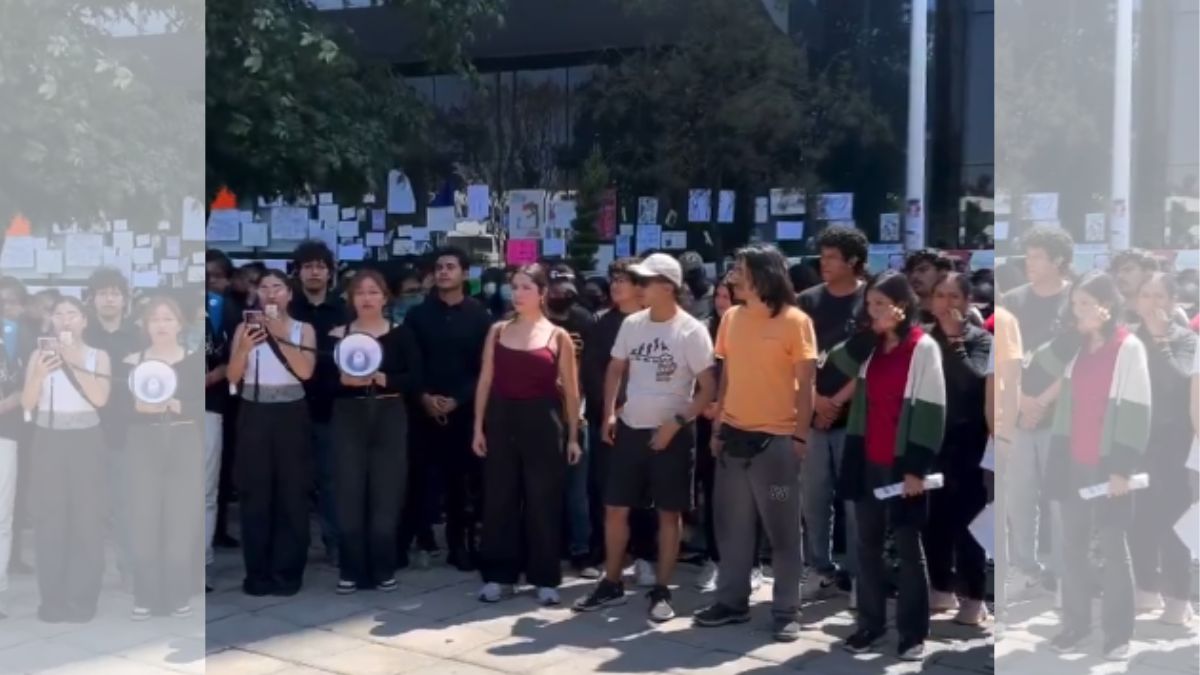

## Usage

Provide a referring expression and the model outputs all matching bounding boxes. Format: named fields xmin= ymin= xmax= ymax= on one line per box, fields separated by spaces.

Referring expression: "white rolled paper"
xmin=1078 ymin=473 xmax=1149 ymax=500
xmin=968 ymin=503 xmax=995 ymax=559
xmin=873 ymin=473 xmax=944 ymax=500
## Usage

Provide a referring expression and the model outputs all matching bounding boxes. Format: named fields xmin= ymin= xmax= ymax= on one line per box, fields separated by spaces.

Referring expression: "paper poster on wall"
xmin=365 ymin=232 xmax=386 ymax=247
xmin=411 ymin=228 xmax=430 ymax=242
xmin=182 ymin=197 xmax=206 ymax=241
xmin=1110 ymin=198 xmax=1129 ymax=250
xmin=340 ymin=207 xmax=356 ymax=221
xmin=688 ymin=190 xmax=712 ymax=223
xmin=467 ymin=185 xmax=491 ymax=220
xmin=393 ymin=239 xmax=415 ymax=255
xmin=506 ymin=239 xmax=539 ymax=265
xmin=62 ymin=234 xmax=103 ymax=268
xmin=905 ymin=199 xmax=925 ymax=250
xmin=427 ymin=206 xmax=456 ymax=233
xmin=879 ymin=213 xmax=901 ymax=242
xmin=776 ymin=221 xmax=805 ymax=241
xmin=754 ymin=197 xmax=769 ymax=224
xmin=0 ymin=237 xmax=36 ymax=269
xmin=36 ymin=248 xmax=64 ymax=274
xmin=338 ymin=243 xmax=365 ymax=261
xmin=160 ymin=259 xmax=181 ymax=274
xmin=636 ymin=224 xmax=662 ymax=253
xmin=113 ymin=230 xmax=135 ymax=250
xmin=1085 ymin=213 xmax=1106 ymax=243
xmin=615 ymin=235 xmax=632 ymax=258
xmin=818 ymin=193 xmax=853 ymax=221
xmin=165 ymin=236 xmax=181 ymax=259
xmin=637 ymin=197 xmax=659 ymax=226
xmin=241 ymin=222 xmax=269 ymax=248
xmin=370 ymin=210 xmax=386 ymax=231
xmin=1022 ymin=192 xmax=1059 ymax=221
xmin=271 ymin=207 xmax=309 ymax=241
xmin=507 ymin=190 xmax=546 ymax=239
xmin=597 ymin=189 xmax=618 ymax=240
xmin=542 ymin=238 xmax=567 ymax=257
xmin=132 ymin=270 xmax=161 ymax=289
xmin=618 ymin=224 xmax=634 ymax=237
xmin=206 ymin=210 xmax=240 ymax=242
xmin=546 ymin=199 xmax=577 ymax=239
xmin=993 ymin=221 xmax=1010 ymax=241
xmin=187 ymin=266 xmax=206 ymax=283
xmin=319 ymin=193 xmax=334 ymax=205
xmin=717 ymin=190 xmax=735 ymax=224
xmin=318 ymin=204 xmax=339 ymax=226
xmin=594 ymin=244 xmax=615 ymax=271
xmin=661 ymin=231 xmax=687 ymax=250
xmin=994 ymin=191 xmax=1011 ymax=215
xmin=770 ymin=188 xmax=806 ymax=216
xmin=334 ymin=220 xmax=358 ymax=239
xmin=387 ymin=169 xmax=416 ymax=214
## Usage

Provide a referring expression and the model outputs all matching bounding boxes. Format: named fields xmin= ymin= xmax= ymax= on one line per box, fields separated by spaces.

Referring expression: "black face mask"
xmin=546 ymin=296 xmax=575 ymax=314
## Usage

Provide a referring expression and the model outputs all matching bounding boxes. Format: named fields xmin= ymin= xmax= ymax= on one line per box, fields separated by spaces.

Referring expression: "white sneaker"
xmin=1007 ymin=569 xmax=1044 ymax=601
xmin=930 ymin=589 xmax=960 ymax=613
xmin=695 ymin=561 xmax=718 ymax=592
xmin=536 ymin=587 xmax=561 ymax=606
xmin=750 ymin=566 xmax=765 ymax=592
xmin=635 ymin=560 xmax=657 ymax=588
xmin=1136 ymin=589 xmax=1165 ymax=613
xmin=1160 ymin=598 xmax=1196 ymax=625
xmin=801 ymin=571 xmax=840 ymax=602
xmin=478 ymin=583 xmax=513 ymax=603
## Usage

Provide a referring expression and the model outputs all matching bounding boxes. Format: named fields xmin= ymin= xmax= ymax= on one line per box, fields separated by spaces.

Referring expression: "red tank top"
xmin=491 ymin=325 xmax=560 ymax=400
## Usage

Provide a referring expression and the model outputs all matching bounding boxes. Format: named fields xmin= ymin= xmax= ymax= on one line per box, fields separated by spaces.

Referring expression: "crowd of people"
xmin=0 ymin=223 xmax=1196 ymax=664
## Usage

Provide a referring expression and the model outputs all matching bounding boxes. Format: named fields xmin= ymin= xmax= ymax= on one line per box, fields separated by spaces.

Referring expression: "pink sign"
xmin=597 ymin=189 xmax=617 ymax=240
xmin=506 ymin=239 xmax=539 ymax=265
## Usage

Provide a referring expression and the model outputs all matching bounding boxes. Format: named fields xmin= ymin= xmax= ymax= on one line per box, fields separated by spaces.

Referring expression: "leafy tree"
xmin=567 ymin=146 xmax=609 ymax=271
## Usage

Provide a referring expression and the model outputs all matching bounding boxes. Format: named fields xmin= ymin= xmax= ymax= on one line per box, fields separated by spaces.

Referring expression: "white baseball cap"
xmin=629 ymin=253 xmax=683 ymax=287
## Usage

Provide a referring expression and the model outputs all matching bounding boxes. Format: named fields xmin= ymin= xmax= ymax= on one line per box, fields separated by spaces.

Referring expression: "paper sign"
xmin=192 ymin=251 xmax=205 ymax=264
xmin=993 ymin=221 xmax=1010 ymax=241
xmin=819 ymin=193 xmax=853 ymax=220
xmin=187 ymin=266 xmax=206 ymax=283
xmin=112 ymin=219 xmax=129 ymax=231
xmin=135 ymin=234 xmax=151 ymax=246
xmin=543 ymin=238 xmax=566 ymax=257
xmin=133 ymin=270 xmax=160 ymax=288
xmin=410 ymin=228 xmax=430 ymax=242
xmin=387 ymin=169 xmax=416 ymax=214
xmin=1085 ymin=212 xmax=1106 ymax=243
xmin=1022 ymin=192 xmax=1059 ymax=221
xmin=770 ymin=188 xmax=806 ymax=216
xmin=241 ymin=222 xmax=269 ymax=248
xmin=0 ymin=237 xmax=36 ymax=269
xmin=338 ymin=221 xmax=359 ymax=238
xmin=64 ymin=234 xmax=103 ymax=268
xmin=395 ymin=225 xmax=413 ymax=238
xmin=340 ymin=207 xmax=356 ymax=221
xmin=546 ymin=199 xmax=577 ymax=237
xmin=182 ymin=197 xmax=205 ymax=241
xmin=718 ymin=190 xmax=735 ymax=223
xmin=662 ymin=232 xmax=687 ymax=250
xmin=365 ymin=232 xmax=386 ymax=247
xmin=371 ymin=210 xmax=386 ymax=231
xmin=755 ymin=197 xmax=769 ymax=224
xmin=427 ymin=206 xmax=455 ymax=232
xmin=271 ymin=207 xmax=309 ymax=241
xmin=597 ymin=189 xmax=618 ymax=240
xmin=113 ymin=230 xmax=135 ymax=250
xmin=637 ymin=197 xmax=659 ymax=225
xmin=968 ymin=504 xmax=994 ymax=559
xmin=206 ymin=210 xmax=241 ymax=242
xmin=36 ymin=248 xmax=64 ymax=274
xmin=318 ymin=205 xmax=339 ymax=226
xmin=467 ymin=184 xmax=490 ymax=220
xmin=688 ymin=189 xmax=712 ymax=223
xmin=338 ymin=243 xmax=365 ymax=261
xmin=594 ymin=244 xmax=615 ymax=271
xmin=506 ymin=239 xmax=539 ymax=265
xmin=165 ymin=237 xmax=181 ymax=259
xmin=393 ymin=239 xmax=415 ymax=255
xmin=362 ymin=193 xmax=376 ymax=205
xmin=615 ymin=235 xmax=632 ymax=258
xmin=507 ymin=190 xmax=545 ymax=239
xmin=619 ymin=224 xmax=634 ymax=237
xmin=160 ymin=259 xmax=181 ymax=274
xmin=879 ymin=213 xmax=901 ymax=242
xmin=636 ymin=225 xmax=662 ymax=254
xmin=319 ymin=192 xmax=333 ymax=205
xmin=132 ymin=247 xmax=156 ymax=265
xmin=776 ymin=221 xmax=805 ymax=241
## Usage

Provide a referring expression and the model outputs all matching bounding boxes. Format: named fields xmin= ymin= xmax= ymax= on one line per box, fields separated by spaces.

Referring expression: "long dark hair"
xmin=735 ymin=245 xmax=795 ymax=317
xmin=1072 ymin=270 xmax=1123 ymax=338
xmin=860 ymin=270 xmax=921 ymax=338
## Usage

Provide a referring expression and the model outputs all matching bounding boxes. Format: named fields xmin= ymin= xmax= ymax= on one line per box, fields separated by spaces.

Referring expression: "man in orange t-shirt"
xmin=693 ymin=245 xmax=816 ymax=643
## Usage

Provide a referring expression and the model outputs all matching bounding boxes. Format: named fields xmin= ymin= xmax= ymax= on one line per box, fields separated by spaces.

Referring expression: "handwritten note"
xmin=506 ymin=239 xmax=538 ymax=265
xmin=206 ymin=210 xmax=241 ymax=242
xmin=776 ymin=221 xmax=805 ymax=241
xmin=241 ymin=222 xmax=269 ymax=248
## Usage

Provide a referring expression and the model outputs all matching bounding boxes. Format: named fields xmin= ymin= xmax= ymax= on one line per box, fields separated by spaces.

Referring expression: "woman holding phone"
xmin=472 ymin=264 xmax=582 ymax=606
xmin=328 ymin=270 xmax=421 ymax=594
xmin=226 ymin=270 xmax=316 ymax=596
xmin=120 ymin=295 xmax=204 ymax=620
xmin=20 ymin=296 xmax=112 ymax=622
xmin=828 ymin=271 xmax=945 ymax=661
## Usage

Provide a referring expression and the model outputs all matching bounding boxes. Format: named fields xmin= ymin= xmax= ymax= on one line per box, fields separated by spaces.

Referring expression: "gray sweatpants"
xmin=715 ymin=435 xmax=803 ymax=618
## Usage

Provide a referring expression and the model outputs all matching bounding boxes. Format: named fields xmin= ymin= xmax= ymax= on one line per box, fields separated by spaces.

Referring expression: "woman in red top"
xmin=471 ymin=264 xmax=583 ymax=606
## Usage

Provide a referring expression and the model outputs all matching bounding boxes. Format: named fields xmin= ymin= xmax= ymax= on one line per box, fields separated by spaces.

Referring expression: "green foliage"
xmin=568 ymin=146 xmax=609 ymax=271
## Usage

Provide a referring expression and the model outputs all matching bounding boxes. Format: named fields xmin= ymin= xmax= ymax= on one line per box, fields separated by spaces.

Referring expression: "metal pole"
xmin=1110 ymin=0 xmax=1133 ymax=252
xmin=905 ymin=0 xmax=928 ymax=251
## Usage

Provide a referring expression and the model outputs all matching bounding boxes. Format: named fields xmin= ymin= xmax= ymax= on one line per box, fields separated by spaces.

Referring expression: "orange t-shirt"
xmin=992 ymin=306 xmax=1022 ymax=368
xmin=715 ymin=304 xmax=818 ymax=435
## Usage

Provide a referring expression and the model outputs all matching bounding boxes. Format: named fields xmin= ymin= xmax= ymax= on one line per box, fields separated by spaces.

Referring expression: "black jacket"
xmin=927 ymin=321 xmax=991 ymax=467
xmin=405 ymin=293 xmax=493 ymax=405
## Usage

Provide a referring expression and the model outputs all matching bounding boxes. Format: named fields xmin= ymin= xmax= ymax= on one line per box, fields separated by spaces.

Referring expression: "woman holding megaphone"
xmin=20 ymin=296 xmax=112 ymax=623
xmin=226 ymin=270 xmax=316 ymax=596
xmin=120 ymin=295 xmax=203 ymax=621
xmin=328 ymin=270 xmax=421 ymax=594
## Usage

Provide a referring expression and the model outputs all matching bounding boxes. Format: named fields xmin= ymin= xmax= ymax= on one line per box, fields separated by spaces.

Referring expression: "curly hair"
xmin=1022 ymin=225 xmax=1075 ymax=272
xmin=816 ymin=226 xmax=868 ymax=274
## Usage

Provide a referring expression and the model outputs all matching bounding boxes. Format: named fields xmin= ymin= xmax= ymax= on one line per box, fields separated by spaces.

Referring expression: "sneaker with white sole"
xmin=172 ymin=605 xmax=193 ymax=619
xmin=954 ymin=599 xmax=989 ymax=625
xmin=1007 ymin=569 xmax=1045 ymax=601
xmin=1136 ymin=589 xmax=1165 ymax=613
xmin=1102 ymin=640 xmax=1131 ymax=662
xmin=130 ymin=607 xmax=151 ymax=622
xmin=930 ymin=589 xmax=960 ymax=612
xmin=537 ymin=587 xmax=561 ymax=606
xmin=897 ymin=638 xmax=926 ymax=661
xmin=750 ymin=566 xmax=765 ymax=592
xmin=648 ymin=585 xmax=675 ymax=622
xmin=635 ymin=559 xmax=657 ymax=587
xmin=377 ymin=578 xmax=398 ymax=593
xmin=801 ymin=572 xmax=840 ymax=602
xmin=695 ymin=561 xmax=718 ymax=592
xmin=1160 ymin=598 xmax=1195 ymax=625
xmin=478 ymin=582 xmax=514 ymax=603
xmin=336 ymin=580 xmax=357 ymax=595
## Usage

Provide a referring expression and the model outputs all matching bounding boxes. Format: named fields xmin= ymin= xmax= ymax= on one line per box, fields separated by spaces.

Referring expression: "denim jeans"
xmin=564 ymin=424 xmax=591 ymax=559
xmin=801 ymin=427 xmax=856 ymax=577
xmin=312 ymin=422 xmax=338 ymax=554
xmin=1007 ymin=427 xmax=1061 ymax=578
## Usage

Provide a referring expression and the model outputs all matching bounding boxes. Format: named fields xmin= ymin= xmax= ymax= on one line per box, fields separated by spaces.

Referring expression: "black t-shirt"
xmin=83 ymin=319 xmax=144 ymax=449
xmin=798 ymin=283 xmax=864 ymax=427
xmin=1002 ymin=282 xmax=1072 ymax=357
xmin=549 ymin=304 xmax=596 ymax=414
xmin=121 ymin=349 xmax=206 ymax=427
xmin=330 ymin=323 xmax=423 ymax=398
xmin=290 ymin=294 xmax=349 ymax=423
xmin=205 ymin=308 xmax=232 ymax=414
xmin=582 ymin=308 xmax=626 ymax=423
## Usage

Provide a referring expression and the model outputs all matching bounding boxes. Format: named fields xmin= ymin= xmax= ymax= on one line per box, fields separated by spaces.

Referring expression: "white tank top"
xmin=243 ymin=321 xmax=306 ymax=403
xmin=37 ymin=348 xmax=101 ymax=429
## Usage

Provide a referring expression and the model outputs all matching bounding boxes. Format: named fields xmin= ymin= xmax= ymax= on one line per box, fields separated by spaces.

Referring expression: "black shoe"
xmin=693 ymin=603 xmax=751 ymax=627
xmin=647 ymin=585 xmax=675 ymax=623
xmin=447 ymin=549 xmax=476 ymax=572
xmin=573 ymin=578 xmax=627 ymax=612
xmin=214 ymin=534 xmax=240 ymax=549
xmin=242 ymin=579 xmax=275 ymax=597
xmin=1051 ymin=628 xmax=1090 ymax=653
xmin=842 ymin=628 xmax=885 ymax=654
xmin=897 ymin=638 xmax=926 ymax=661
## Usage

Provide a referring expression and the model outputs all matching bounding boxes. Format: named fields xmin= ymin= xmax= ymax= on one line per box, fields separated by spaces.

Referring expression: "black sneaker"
xmin=897 ymin=638 xmax=926 ymax=661
xmin=693 ymin=603 xmax=751 ymax=627
xmin=647 ymin=585 xmax=675 ymax=623
xmin=573 ymin=579 xmax=627 ymax=612
xmin=842 ymin=628 xmax=885 ymax=654
xmin=1051 ymin=628 xmax=1090 ymax=653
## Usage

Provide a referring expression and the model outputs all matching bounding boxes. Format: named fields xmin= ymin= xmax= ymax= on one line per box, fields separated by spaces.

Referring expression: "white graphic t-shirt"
xmin=611 ymin=308 xmax=714 ymax=429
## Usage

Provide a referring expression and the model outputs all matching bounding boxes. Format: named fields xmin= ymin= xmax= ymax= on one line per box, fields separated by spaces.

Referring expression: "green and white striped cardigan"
xmin=1027 ymin=329 xmax=1151 ymax=482
xmin=829 ymin=330 xmax=947 ymax=500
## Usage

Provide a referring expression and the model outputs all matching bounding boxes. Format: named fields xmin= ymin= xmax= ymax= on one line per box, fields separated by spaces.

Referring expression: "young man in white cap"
xmin=574 ymin=253 xmax=716 ymax=622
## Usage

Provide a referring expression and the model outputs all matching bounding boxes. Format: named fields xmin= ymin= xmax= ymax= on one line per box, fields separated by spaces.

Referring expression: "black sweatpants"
xmin=427 ymin=407 xmax=482 ymax=555
xmin=924 ymin=450 xmax=988 ymax=601
xmin=215 ymin=399 xmax=238 ymax=540
xmin=397 ymin=399 xmax=438 ymax=558
xmin=479 ymin=397 xmax=566 ymax=588
xmin=236 ymin=400 xmax=312 ymax=594
xmin=333 ymin=397 xmax=407 ymax=587
xmin=32 ymin=426 xmax=107 ymax=620
xmin=126 ymin=423 xmax=202 ymax=613
xmin=1131 ymin=458 xmax=1195 ymax=602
